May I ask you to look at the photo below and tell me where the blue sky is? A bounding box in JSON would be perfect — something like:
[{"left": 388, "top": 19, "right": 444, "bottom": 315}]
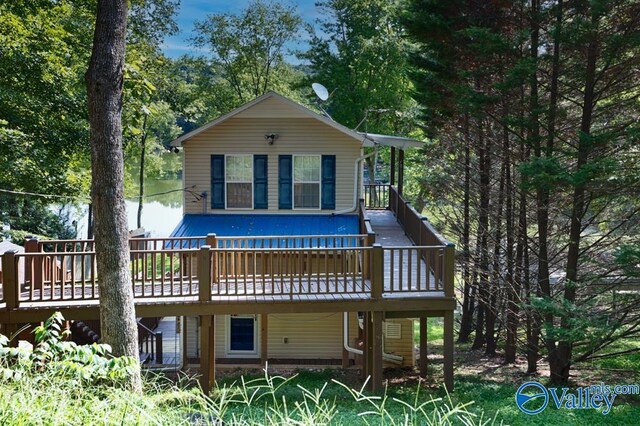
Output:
[{"left": 161, "top": 0, "right": 320, "bottom": 58}]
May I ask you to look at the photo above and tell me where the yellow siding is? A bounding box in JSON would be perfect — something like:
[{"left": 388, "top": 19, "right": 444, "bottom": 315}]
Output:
[
  {"left": 185, "top": 314, "right": 415, "bottom": 368},
  {"left": 383, "top": 319, "right": 415, "bottom": 367},
  {"left": 268, "top": 312, "right": 344, "bottom": 359},
  {"left": 183, "top": 117, "right": 362, "bottom": 214},
  {"left": 233, "top": 96, "right": 310, "bottom": 119}
]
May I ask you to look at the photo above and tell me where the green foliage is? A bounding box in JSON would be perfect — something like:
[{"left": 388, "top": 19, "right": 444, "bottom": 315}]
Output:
[
  {"left": 615, "top": 244, "right": 640, "bottom": 277},
  {"left": 0, "top": 312, "right": 138, "bottom": 386},
  {"left": 191, "top": 0, "right": 304, "bottom": 108},
  {"left": 0, "top": 196, "right": 78, "bottom": 240},
  {"left": 519, "top": 156, "right": 570, "bottom": 191},
  {"left": 301, "top": 0, "right": 418, "bottom": 135}
]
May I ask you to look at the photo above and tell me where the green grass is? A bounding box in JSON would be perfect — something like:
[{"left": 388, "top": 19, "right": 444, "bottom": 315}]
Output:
[
  {"left": 1, "top": 365, "right": 638, "bottom": 425},
  {"left": 413, "top": 318, "right": 444, "bottom": 346}
]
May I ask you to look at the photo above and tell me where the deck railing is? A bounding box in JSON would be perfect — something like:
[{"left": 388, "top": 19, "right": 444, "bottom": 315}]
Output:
[
  {"left": 0, "top": 203, "right": 454, "bottom": 310},
  {"left": 364, "top": 184, "right": 390, "bottom": 210},
  {"left": 209, "top": 246, "right": 369, "bottom": 298}
]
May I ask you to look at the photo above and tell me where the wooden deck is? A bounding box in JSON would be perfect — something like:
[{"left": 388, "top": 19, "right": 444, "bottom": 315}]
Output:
[{"left": 0, "top": 185, "right": 457, "bottom": 393}]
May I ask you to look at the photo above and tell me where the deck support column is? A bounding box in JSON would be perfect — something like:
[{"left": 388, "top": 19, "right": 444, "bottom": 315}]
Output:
[
  {"left": 260, "top": 313, "right": 268, "bottom": 366},
  {"left": 370, "top": 311, "right": 384, "bottom": 392},
  {"left": 398, "top": 149, "right": 405, "bottom": 196},
  {"left": 443, "top": 310, "right": 454, "bottom": 392},
  {"left": 199, "top": 315, "right": 216, "bottom": 394},
  {"left": 419, "top": 317, "right": 428, "bottom": 377},
  {"left": 390, "top": 147, "right": 396, "bottom": 187},
  {"left": 361, "top": 312, "right": 371, "bottom": 381},
  {"left": 3, "top": 250, "right": 19, "bottom": 311},
  {"left": 181, "top": 316, "right": 188, "bottom": 367},
  {"left": 24, "top": 237, "right": 42, "bottom": 291}
]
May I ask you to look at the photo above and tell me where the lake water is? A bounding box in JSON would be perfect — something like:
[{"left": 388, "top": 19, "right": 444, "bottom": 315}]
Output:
[{"left": 74, "top": 168, "right": 184, "bottom": 239}]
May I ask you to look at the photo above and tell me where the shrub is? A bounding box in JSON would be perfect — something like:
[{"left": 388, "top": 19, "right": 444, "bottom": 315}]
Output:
[{"left": 0, "top": 311, "right": 138, "bottom": 386}]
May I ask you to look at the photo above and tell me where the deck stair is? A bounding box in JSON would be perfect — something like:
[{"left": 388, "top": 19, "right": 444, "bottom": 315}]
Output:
[{"left": 69, "top": 318, "right": 162, "bottom": 365}]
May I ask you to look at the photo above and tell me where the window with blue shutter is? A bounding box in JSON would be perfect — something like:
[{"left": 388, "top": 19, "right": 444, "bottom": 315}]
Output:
[
  {"left": 278, "top": 155, "right": 292, "bottom": 209},
  {"left": 321, "top": 155, "right": 336, "bottom": 209},
  {"left": 254, "top": 155, "right": 268, "bottom": 209},
  {"left": 210, "top": 155, "right": 225, "bottom": 209}
]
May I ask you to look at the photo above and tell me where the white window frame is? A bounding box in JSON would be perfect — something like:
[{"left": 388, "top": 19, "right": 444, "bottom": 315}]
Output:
[
  {"left": 225, "top": 314, "right": 259, "bottom": 357},
  {"left": 292, "top": 154, "right": 321, "bottom": 210},
  {"left": 224, "top": 154, "right": 253, "bottom": 210}
]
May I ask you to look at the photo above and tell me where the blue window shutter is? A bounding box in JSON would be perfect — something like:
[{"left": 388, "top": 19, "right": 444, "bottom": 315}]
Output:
[
  {"left": 210, "top": 155, "right": 225, "bottom": 209},
  {"left": 278, "top": 155, "right": 292, "bottom": 209},
  {"left": 322, "top": 155, "right": 336, "bottom": 209},
  {"left": 254, "top": 155, "right": 268, "bottom": 209}
]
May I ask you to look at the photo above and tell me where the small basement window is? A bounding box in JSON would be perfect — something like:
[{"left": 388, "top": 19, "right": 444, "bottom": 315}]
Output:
[{"left": 293, "top": 155, "right": 321, "bottom": 209}]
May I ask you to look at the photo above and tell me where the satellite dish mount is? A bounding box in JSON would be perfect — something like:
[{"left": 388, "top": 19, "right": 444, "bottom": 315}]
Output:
[{"left": 311, "top": 82, "right": 335, "bottom": 120}]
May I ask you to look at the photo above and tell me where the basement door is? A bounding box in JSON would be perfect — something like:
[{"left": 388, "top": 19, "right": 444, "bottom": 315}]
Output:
[{"left": 225, "top": 315, "right": 259, "bottom": 357}]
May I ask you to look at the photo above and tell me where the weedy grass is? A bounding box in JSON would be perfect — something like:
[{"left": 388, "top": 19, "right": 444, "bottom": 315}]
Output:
[{"left": 2, "top": 312, "right": 638, "bottom": 425}]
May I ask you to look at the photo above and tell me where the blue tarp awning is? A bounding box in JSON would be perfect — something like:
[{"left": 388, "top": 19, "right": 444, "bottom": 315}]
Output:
[{"left": 169, "top": 214, "right": 360, "bottom": 248}]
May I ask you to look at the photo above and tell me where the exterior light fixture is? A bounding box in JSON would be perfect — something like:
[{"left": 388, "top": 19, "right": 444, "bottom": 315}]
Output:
[{"left": 265, "top": 133, "right": 279, "bottom": 145}]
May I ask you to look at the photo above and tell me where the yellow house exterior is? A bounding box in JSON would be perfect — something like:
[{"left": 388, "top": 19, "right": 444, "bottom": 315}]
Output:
[{"left": 174, "top": 92, "right": 415, "bottom": 368}]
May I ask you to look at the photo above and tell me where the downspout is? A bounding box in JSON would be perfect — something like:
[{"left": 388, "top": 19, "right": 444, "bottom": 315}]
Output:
[
  {"left": 332, "top": 144, "right": 377, "bottom": 216},
  {"left": 343, "top": 312, "right": 403, "bottom": 364}
]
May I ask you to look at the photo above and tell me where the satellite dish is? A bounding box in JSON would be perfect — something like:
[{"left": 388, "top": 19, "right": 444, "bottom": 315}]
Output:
[{"left": 312, "top": 83, "right": 329, "bottom": 101}]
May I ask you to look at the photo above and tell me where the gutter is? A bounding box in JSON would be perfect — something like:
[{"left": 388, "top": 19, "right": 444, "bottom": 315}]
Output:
[
  {"left": 343, "top": 313, "right": 403, "bottom": 365},
  {"left": 332, "top": 146, "right": 377, "bottom": 216}
]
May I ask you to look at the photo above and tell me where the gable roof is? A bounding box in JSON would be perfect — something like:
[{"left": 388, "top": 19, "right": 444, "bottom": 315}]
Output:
[{"left": 170, "top": 91, "right": 368, "bottom": 147}]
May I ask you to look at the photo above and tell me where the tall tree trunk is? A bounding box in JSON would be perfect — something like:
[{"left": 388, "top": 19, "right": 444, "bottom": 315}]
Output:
[
  {"left": 549, "top": 12, "right": 598, "bottom": 384},
  {"left": 137, "top": 114, "right": 149, "bottom": 229},
  {"left": 459, "top": 113, "right": 474, "bottom": 343},
  {"left": 540, "top": 0, "right": 562, "bottom": 374},
  {"left": 526, "top": 0, "right": 542, "bottom": 375},
  {"left": 504, "top": 121, "right": 517, "bottom": 363},
  {"left": 85, "top": 0, "right": 141, "bottom": 392},
  {"left": 472, "top": 115, "right": 490, "bottom": 351},
  {"left": 486, "top": 131, "right": 505, "bottom": 356}
]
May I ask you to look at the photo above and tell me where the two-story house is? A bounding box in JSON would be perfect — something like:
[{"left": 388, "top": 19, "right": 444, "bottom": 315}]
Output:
[
  {"left": 0, "top": 92, "right": 455, "bottom": 393},
  {"left": 168, "top": 92, "right": 455, "bottom": 390}
]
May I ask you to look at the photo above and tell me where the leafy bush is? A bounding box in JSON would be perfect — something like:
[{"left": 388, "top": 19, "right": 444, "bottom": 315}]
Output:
[{"left": 0, "top": 311, "right": 138, "bottom": 386}]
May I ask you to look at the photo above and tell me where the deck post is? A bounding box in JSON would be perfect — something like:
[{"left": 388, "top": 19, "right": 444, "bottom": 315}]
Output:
[
  {"left": 206, "top": 234, "right": 218, "bottom": 284},
  {"left": 444, "top": 244, "right": 455, "bottom": 298},
  {"left": 398, "top": 149, "right": 404, "bottom": 196},
  {"left": 260, "top": 313, "right": 268, "bottom": 366},
  {"left": 199, "top": 315, "right": 216, "bottom": 394},
  {"left": 419, "top": 317, "right": 428, "bottom": 377},
  {"left": 361, "top": 312, "right": 370, "bottom": 381},
  {"left": 2, "top": 250, "right": 19, "bottom": 310},
  {"left": 371, "top": 244, "right": 383, "bottom": 299},
  {"left": 198, "top": 245, "right": 212, "bottom": 302},
  {"left": 371, "top": 311, "right": 384, "bottom": 392},
  {"left": 24, "top": 237, "right": 42, "bottom": 290},
  {"left": 363, "top": 228, "right": 375, "bottom": 279},
  {"left": 390, "top": 147, "right": 396, "bottom": 187},
  {"left": 443, "top": 310, "right": 454, "bottom": 392},
  {"left": 155, "top": 331, "right": 163, "bottom": 364}
]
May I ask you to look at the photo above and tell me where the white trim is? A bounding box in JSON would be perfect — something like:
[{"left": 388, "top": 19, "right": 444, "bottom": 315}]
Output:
[
  {"left": 225, "top": 315, "right": 259, "bottom": 357},
  {"left": 170, "top": 91, "right": 370, "bottom": 147},
  {"left": 292, "top": 154, "right": 321, "bottom": 210},
  {"left": 224, "top": 154, "right": 254, "bottom": 210}
]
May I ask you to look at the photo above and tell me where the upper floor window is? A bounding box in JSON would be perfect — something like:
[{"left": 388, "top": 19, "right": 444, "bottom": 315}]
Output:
[
  {"left": 226, "top": 155, "right": 253, "bottom": 209},
  {"left": 293, "top": 155, "right": 321, "bottom": 209},
  {"left": 211, "top": 154, "right": 268, "bottom": 210},
  {"left": 278, "top": 154, "right": 335, "bottom": 210}
]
